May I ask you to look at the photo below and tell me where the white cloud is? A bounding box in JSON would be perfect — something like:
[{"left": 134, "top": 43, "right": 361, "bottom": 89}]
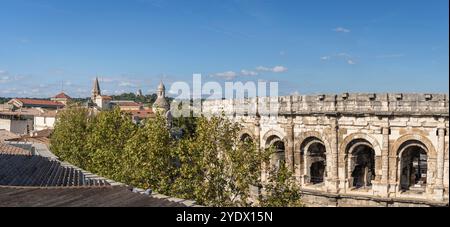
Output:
[
  {"left": 211, "top": 71, "right": 238, "bottom": 80},
  {"left": 100, "top": 77, "right": 118, "bottom": 83},
  {"left": 321, "top": 53, "right": 357, "bottom": 65},
  {"left": 211, "top": 65, "right": 287, "bottom": 81},
  {"left": 291, "top": 91, "right": 300, "bottom": 96},
  {"left": 333, "top": 27, "right": 351, "bottom": 33},
  {"left": 376, "top": 54, "right": 405, "bottom": 58},
  {"left": 256, "top": 66, "right": 270, "bottom": 71},
  {"left": 337, "top": 53, "right": 351, "bottom": 58},
  {"left": 240, "top": 70, "right": 259, "bottom": 76},
  {"left": 118, "top": 81, "right": 138, "bottom": 88},
  {"left": 256, "top": 65, "right": 288, "bottom": 73},
  {"left": 0, "top": 71, "right": 25, "bottom": 84},
  {"left": 272, "top": 66, "right": 288, "bottom": 73},
  {"left": 114, "top": 89, "right": 127, "bottom": 94},
  {"left": 0, "top": 76, "right": 10, "bottom": 83}
]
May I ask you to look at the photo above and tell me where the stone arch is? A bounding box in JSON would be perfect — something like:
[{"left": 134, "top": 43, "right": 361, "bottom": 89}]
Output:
[
  {"left": 262, "top": 130, "right": 287, "bottom": 172},
  {"left": 396, "top": 140, "right": 429, "bottom": 191},
  {"left": 238, "top": 128, "right": 255, "bottom": 143},
  {"left": 340, "top": 133, "right": 382, "bottom": 156},
  {"left": 392, "top": 135, "right": 438, "bottom": 194},
  {"left": 340, "top": 133, "right": 381, "bottom": 189},
  {"left": 295, "top": 132, "right": 332, "bottom": 185},
  {"left": 295, "top": 131, "right": 332, "bottom": 156},
  {"left": 262, "top": 129, "right": 287, "bottom": 147},
  {"left": 391, "top": 134, "right": 437, "bottom": 159}
]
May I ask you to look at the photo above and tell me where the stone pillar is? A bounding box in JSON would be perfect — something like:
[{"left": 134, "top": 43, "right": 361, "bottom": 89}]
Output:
[
  {"left": 255, "top": 118, "right": 261, "bottom": 152},
  {"left": 284, "top": 123, "right": 295, "bottom": 172},
  {"left": 435, "top": 128, "right": 445, "bottom": 199},
  {"left": 374, "top": 127, "right": 390, "bottom": 196},
  {"left": 284, "top": 96, "right": 295, "bottom": 172},
  {"left": 381, "top": 128, "right": 390, "bottom": 183},
  {"left": 254, "top": 115, "right": 263, "bottom": 201},
  {"left": 327, "top": 118, "right": 340, "bottom": 192}
]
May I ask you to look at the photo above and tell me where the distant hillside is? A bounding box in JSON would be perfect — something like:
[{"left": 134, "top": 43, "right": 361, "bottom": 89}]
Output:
[
  {"left": 1, "top": 93, "right": 173, "bottom": 106},
  {"left": 0, "top": 97, "right": 9, "bottom": 104},
  {"left": 110, "top": 93, "right": 173, "bottom": 106}
]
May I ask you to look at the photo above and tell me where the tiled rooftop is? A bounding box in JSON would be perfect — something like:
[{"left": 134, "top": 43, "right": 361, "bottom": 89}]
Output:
[
  {"left": 54, "top": 92, "right": 71, "bottom": 99},
  {"left": 0, "top": 143, "right": 31, "bottom": 155},
  {"left": 126, "top": 109, "right": 155, "bottom": 118},
  {"left": 111, "top": 101, "right": 143, "bottom": 106},
  {"left": 11, "top": 98, "right": 65, "bottom": 107},
  {"left": 0, "top": 130, "right": 20, "bottom": 142},
  {"left": 0, "top": 151, "right": 198, "bottom": 207},
  {"left": 0, "top": 186, "right": 186, "bottom": 207},
  {"left": 0, "top": 154, "right": 109, "bottom": 187},
  {"left": 0, "top": 107, "right": 41, "bottom": 116}
]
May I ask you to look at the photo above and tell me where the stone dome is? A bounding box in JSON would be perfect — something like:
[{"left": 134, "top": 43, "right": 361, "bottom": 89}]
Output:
[{"left": 153, "top": 97, "right": 170, "bottom": 111}]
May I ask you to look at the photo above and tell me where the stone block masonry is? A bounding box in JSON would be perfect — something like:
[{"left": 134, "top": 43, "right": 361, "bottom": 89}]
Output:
[{"left": 202, "top": 93, "right": 449, "bottom": 207}]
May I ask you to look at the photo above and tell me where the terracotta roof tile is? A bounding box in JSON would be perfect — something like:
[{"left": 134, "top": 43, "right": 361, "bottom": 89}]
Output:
[
  {"left": 54, "top": 92, "right": 71, "bottom": 99},
  {"left": 0, "top": 143, "right": 31, "bottom": 155},
  {"left": 0, "top": 186, "right": 186, "bottom": 207},
  {"left": 11, "top": 98, "right": 65, "bottom": 107},
  {"left": 0, "top": 154, "right": 109, "bottom": 187},
  {"left": 0, "top": 130, "right": 20, "bottom": 142},
  {"left": 0, "top": 154, "right": 189, "bottom": 207},
  {"left": 125, "top": 109, "right": 155, "bottom": 118},
  {"left": 112, "top": 101, "right": 142, "bottom": 107},
  {"left": 101, "top": 96, "right": 112, "bottom": 100}
]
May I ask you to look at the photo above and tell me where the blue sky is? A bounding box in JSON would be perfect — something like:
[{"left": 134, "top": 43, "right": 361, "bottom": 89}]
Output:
[{"left": 0, "top": 0, "right": 448, "bottom": 98}]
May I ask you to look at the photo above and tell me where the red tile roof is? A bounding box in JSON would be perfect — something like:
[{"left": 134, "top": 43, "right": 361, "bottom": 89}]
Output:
[
  {"left": 113, "top": 101, "right": 142, "bottom": 107},
  {"left": 0, "top": 130, "right": 20, "bottom": 142},
  {"left": 101, "top": 96, "right": 112, "bottom": 100},
  {"left": 125, "top": 109, "right": 155, "bottom": 119},
  {"left": 54, "top": 92, "right": 71, "bottom": 99},
  {"left": 12, "top": 98, "right": 65, "bottom": 107},
  {"left": 0, "top": 143, "right": 31, "bottom": 155}
]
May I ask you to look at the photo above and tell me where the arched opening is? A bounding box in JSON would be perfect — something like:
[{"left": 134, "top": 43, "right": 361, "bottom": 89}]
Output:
[
  {"left": 399, "top": 141, "right": 428, "bottom": 192},
  {"left": 266, "top": 135, "right": 285, "bottom": 170},
  {"left": 310, "top": 161, "right": 326, "bottom": 184},
  {"left": 240, "top": 133, "right": 254, "bottom": 143},
  {"left": 301, "top": 138, "right": 326, "bottom": 185},
  {"left": 347, "top": 140, "right": 376, "bottom": 189}
]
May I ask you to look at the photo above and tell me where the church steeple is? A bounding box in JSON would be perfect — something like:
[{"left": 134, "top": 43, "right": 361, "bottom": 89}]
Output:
[
  {"left": 153, "top": 80, "right": 169, "bottom": 113},
  {"left": 92, "top": 77, "right": 101, "bottom": 100},
  {"left": 157, "top": 80, "right": 166, "bottom": 98}
]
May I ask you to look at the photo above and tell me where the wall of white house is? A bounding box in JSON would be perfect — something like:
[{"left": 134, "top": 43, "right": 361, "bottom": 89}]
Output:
[
  {"left": 34, "top": 116, "right": 56, "bottom": 131},
  {"left": 0, "top": 118, "right": 34, "bottom": 135}
]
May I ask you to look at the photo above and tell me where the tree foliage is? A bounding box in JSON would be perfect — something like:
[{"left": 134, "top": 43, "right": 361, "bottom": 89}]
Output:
[
  {"left": 50, "top": 106, "right": 92, "bottom": 169},
  {"left": 171, "top": 115, "right": 271, "bottom": 207},
  {"left": 259, "top": 160, "right": 304, "bottom": 207},
  {"left": 121, "top": 115, "right": 177, "bottom": 194},
  {"left": 51, "top": 107, "right": 302, "bottom": 207},
  {"left": 85, "top": 107, "right": 137, "bottom": 180}
]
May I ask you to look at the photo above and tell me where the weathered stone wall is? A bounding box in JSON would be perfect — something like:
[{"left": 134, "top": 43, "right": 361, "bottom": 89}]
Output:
[{"left": 203, "top": 93, "right": 449, "bottom": 207}]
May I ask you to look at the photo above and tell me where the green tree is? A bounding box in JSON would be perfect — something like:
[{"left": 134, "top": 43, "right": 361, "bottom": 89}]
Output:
[
  {"left": 171, "top": 115, "right": 271, "bottom": 207},
  {"left": 172, "top": 115, "right": 197, "bottom": 138},
  {"left": 50, "top": 106, "right": 92, "bottom": 169},
  {"left": 86, "top": 107, "right": 137, "bottom": 180},
  {"left": 50, "top": 108, "right": 303, "bottom": 207},
  {"left": 259, "top": 159, "right": 303, "bottom": 207},
  {"left": 121, "top": 115, "right": 177, "bottom": 193}
]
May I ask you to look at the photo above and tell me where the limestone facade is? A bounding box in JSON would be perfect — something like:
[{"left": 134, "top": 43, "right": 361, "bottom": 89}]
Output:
[{"left": 202, "top": 93, "right": 449, "bottom": 206}]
